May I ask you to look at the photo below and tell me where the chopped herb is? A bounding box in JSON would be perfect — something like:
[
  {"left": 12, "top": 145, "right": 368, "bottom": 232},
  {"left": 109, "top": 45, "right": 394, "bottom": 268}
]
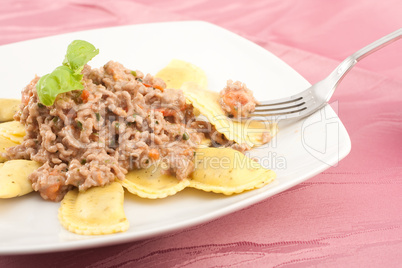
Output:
[
  {"left": 137, "top": 78, "right": 143, "bottom": 82},
  {"left": 95, "top": 112, "right": 100, "bottom": 121},
  {"left": 81, "top": 159, "right": 86, "bottom": 165},
  {"left": 52, "top": 116, "right": 58, "bottom": 123},
  {"left": 155, "top": 120, "right": 159, "bottom": 124},
  {"left": 37, "top": 103, "right": 45, "bottom": 108},
  {"left": 131, "top": 70, "right": 137, "bottom": 77},
  {"left": 145, "top": 159, "right": 149, "bottom": 164},
  {"left": 76, "top": 120, "right": 83, "bottom": 130},
  {"left": 115, "top": 123, "right": 120, "bottom": 129},
  {"left": 193, "top": 151, "right": 196, "bottom": 157},
  {"left": 182, "top": 132, "right": 190, "bottom": 140}
]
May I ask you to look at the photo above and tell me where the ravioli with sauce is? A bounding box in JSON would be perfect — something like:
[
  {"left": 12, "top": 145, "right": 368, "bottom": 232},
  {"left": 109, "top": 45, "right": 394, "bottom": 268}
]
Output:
[{"left": 156, "top": 59, "right": 277, "bottom": 147}]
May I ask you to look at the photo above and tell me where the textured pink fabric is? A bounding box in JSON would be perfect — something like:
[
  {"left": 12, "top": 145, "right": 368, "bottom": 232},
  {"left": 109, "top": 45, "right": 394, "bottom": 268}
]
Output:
[{"left": 1, "top": 0, "right": 401, "bottom": 267}]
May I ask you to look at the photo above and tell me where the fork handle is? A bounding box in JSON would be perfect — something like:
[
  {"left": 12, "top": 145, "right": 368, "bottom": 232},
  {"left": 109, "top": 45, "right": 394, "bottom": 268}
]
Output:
[
  {"left": 326, "top": 28, "right": 402, "bottom": 97},
  {"left": 353, "top": 28, "right": 402, "bottom": 61}
]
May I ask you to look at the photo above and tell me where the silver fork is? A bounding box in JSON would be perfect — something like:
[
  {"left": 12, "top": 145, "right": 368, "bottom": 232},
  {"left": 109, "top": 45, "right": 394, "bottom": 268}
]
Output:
[{"left": 246, "top": 28, "right": 402, "bottom": 121}]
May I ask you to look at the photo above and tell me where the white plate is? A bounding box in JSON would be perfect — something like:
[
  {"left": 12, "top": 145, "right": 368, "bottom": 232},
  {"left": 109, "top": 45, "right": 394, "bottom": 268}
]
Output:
[{"left": 0, "top": 21, "right": 351, "bottom": 254}]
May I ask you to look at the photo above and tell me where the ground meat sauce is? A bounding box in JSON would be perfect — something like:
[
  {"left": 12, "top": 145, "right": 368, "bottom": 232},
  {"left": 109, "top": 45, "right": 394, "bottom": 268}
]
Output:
[
  {"left": 219, "top": 80, "right": 258, "bottom": 118},
  {"left": 6, "top": 61, "right": 255, "bottom": 202}
]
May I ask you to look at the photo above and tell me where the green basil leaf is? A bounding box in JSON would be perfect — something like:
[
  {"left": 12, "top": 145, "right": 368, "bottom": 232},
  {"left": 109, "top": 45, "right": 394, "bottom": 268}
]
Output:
[
  {"left": 36, "top": 66, "right": 84, "bottom": 106},
  {"left": 62, "top": 40, "right": 99, "bottom": 75}
]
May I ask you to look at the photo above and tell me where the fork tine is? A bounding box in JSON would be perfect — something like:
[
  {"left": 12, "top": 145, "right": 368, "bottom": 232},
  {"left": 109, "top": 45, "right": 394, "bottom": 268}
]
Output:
[
  {"left": 250, "top": 97, "right": 316, "bottom": 118},
  {"left": 244, "top": 109, "right": 306, "bottom": 122},
  {"left": 257, "top": 88, "right": 314, "bottom": 106},
  {"left": 250, "top": 107, "right": 307, "bottom": 118},
  {"left": 257, "top": 96, "right": 303, "bottom": 106},
  {"left": 255, "top": 93, "right": 313, "bottom": 112},
  {"left": 255, "top": 98, "right": 306, "bottom": 112}
]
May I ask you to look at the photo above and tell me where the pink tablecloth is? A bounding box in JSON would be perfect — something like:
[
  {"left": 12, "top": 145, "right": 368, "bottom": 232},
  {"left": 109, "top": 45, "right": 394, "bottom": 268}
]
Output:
[{"left": 1, "top": 0, "right": 401, "bottom": 267}]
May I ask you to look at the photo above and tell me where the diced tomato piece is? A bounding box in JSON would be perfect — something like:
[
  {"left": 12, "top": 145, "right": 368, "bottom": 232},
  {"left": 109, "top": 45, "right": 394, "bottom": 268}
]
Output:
[
  {"left": 43, "top": 183, "right": 60, "bottom": 201},
  {"left": 81, "top": 89, "right": 90, "bottom": 103},
  {"left": 143, "top": 82, "right": 164, "bottom": 91},
  {"left": 223, "top": 91, "right": 249, "bottom": 106},
  {"left": 153, "top": 84, "right": 164, "bottom": 91},
  {"left": 21, "top": 92, "right": 33, "bottom": 106},
  {"left": 148, "top": 148, "right": 160, "bottom": 160},
  {"left": 96, "top": 171, "right": 105, "bottom": 184},
  {"left": 156, "top": 108, "right": 176, "bottom": 117}
]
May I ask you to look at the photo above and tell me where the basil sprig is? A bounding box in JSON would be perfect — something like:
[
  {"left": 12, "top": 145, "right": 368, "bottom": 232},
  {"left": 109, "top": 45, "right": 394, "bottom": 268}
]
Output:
[
  {"left": 36, "top": 40, "right": 99, "bottom": 106},
  {"left": 62, "top": 40, "right": 99, "bottom": 75}
]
